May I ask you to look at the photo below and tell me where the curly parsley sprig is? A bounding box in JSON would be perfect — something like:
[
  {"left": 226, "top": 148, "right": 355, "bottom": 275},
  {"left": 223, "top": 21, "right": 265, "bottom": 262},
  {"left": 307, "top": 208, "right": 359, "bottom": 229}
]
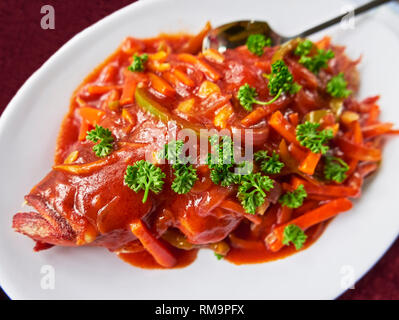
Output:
[
  {"left": 246, "top": 34, "right": 271, "bottom": 56},
  {"left": 263, "top": 60, "right": 301, "bottom": 102},
  {"left": 128, "top": 53, "right": 148, "bottom": 72},
  {"left": 237, "top": 83, "right": 283, "bottom": 111},
  {"left": 324, "top": 156, "right": 349, "bottom": 183},
  {"left": 206, "top": 135, "right": 275, "bottom": 214},
  {"left": 86, "top": 125, "right": 114, "bottom": 157},
  {"left": 282, "top": 224, "right": 307, "bottom": 250},
  {"left": 124, "top": 160, "right": 166, "bottom": 203},
  {"left": 294, "top": 39, "right": 313, "bottom": 57},
  {"left": 294, "top": 40, "right": 334, "bottom": 74},
  {"left": 237, "top": 173, "right": 274, "bottom": 215},
  {"left": 159, "top": 140, "right": 185, "bottom": 163},
  {"left": 171, "top": 164, "right": 198, "bottom": 194},
  {"left": 160, "top": 140, "right": 198, "bottom": 194},
  {"left": 254, "top": 150, "right": 284, "bottom": 174},
  {"left": 207, "top": 135, "right": 238, "bottom": 187},
  {"left": 279, "top": 184, "right": 307, "bottom": 209},
  {"left": 326, "top": 73, "right": 352, "bottom": 98},
  {"left": 296, "top": 121, "right": 333, "bottom": 154}
]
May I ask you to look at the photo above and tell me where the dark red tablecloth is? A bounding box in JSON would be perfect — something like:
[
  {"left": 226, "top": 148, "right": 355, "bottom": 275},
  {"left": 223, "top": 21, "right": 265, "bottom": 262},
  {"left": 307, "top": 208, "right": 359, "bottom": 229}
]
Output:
[{"left": 0, "top": 0, "right": 398, "bottom": 300}]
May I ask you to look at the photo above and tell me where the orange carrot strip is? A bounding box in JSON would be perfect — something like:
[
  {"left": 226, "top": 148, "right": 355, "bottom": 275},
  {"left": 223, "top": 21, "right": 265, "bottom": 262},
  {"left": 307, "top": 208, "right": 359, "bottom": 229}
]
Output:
[
  {"left": 241, "top": 108, "right": 268, "bottom": 127},
  {"left": 315, "top": 36, "right": 331, "bottom": 50},
  {"left": 87, "top": 85, "right": 117, "bottom": 95},
  {"left": 172, "top": 69, "right": 195, "bottom": 87},
  {"left": 336, "top": 137, "right": 381, "bottom": 161},
  {"left": 203, "top": 48, "right": 225, "bottom": 63},
  {"left": 269, "top": 111, "right": 299, "bottom": 145},
  {"left": 298, "top": 152, "right": 321, "bottom": 175},
  {"left": 78, "top": 107, "right": 105, "bottom": 126},
  {"left": 345, "top": 158, "right": 359, "bottom": 178},
  {"left": 288, "top": 113, "right": 299, "bottom": 126},
  {"left": 163, "top": 70, "right": 195, "bottom": 89},
  {"left": 265, "top": 198, "right": 352, "bottom": 252},
  {"left": 241, "top": 98, "right": 289, "bottom": 127},
  {"left": 352, "top": 121, "right": 363, "bottom": 144},
  {"left": 148, "top": 72, "right": 175, "bottom": 97},
  {"left": 279, "top": 140, "right": 322, "bottom": 186},
  {"left": 178, "top": 22, "right": 212, "bottom": 54},
  {"left": 362, "top": 95, "right": 380, "bottom": 105},
  {"left": 120, "top": 76, "right": 138, "bottom": 106},
  {"left": 100, "top": 65, "right": 118, "bottom": 83},
  {"left": 277, "top": 205, "right": 293, "bottom": 225},
  {"left": 78, "top": 120, "right": 90, "bottom": 141},
  {"left": 366, "top": 104, "right": 380, "bottom": 125},
  {"left": 130, "top": 220, "right": 177, "bottom": 268},
  {"left": 288, "top": 143, "right": 307, "bottom": 162},
  {"left": 102, "top": 89, "right": 120, "bottom": 111},
  {"left": 177, "top": 53, "right": 221, "bottom": 81},
  {"left": 292, "top": 177, "right": 358, "bottom": 198},
  {"left": 161, "top": 72, "right": 179, "bottom": 88},
  {"left": 293, "top": 200, "right": 320, "bottom": 215},
  {"left": 362, "top": 123, "right": 394, "bottom": 139}
]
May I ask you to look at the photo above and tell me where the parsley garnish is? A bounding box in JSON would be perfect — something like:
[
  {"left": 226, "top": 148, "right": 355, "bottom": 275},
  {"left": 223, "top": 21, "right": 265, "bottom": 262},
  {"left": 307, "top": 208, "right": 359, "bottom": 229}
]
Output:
[
  {"left": 299, "top": 50, "right": 334, "bottom": 73},
  {"left": 324, "top": 156, "right": 349, "bottom": 183},
  {"left": 326, "top": 73, "right": 352, "bottom": 98},
  {"left": 171, "top": 164, "right": 198, "bottom": 194},
  {"left": 237, "top": 173, "right": 274, "bottom": 214},
  {"left": 294, "top": 39, "right": 313, "bottom": 57},
  {"left": 86, "top": 125, "right": 114, "bottom": 157},
  {"left": 214, "top": 253, "right": 224, "bottom": 260},
  {"left": 264, "top": 60, "right": 301, "bottom": 102},
  {"left": 296, "top": 121, "right": 333, "bottom": 154},
  {"left": 246, "top": 34, "right": 271, "bottom": 56},
  {"left": 237, "top": 83, "right": 282, "bottom": 111},
  {"left": 124, "top": 160, "right": 166, "bottom": 203},
  {"left": 160, "top": 140, "right": 198, "bottom": 194},
  {"left": 254, "top": 150, "right": 284, "bottom": 174},
  {"left": 282, "top": 224, "right": 307, "bottom": 250},
  {"left": 128, "top": 53, "right": 148, "bottom": 72},
  {"left": 279, "top": 184, "right": 307, "bottom": 209},
  {"left": 207, "top": 135, "right": 238, "bottom": 187},
  {"left": 159, "top": 140, "right": 184, "bottom": 163},
  {"left": 206, "top": 135, "right": 275, "bottom": 214},
  {"left": 294, "top": 40, "right": 334, "bottom": 74}
]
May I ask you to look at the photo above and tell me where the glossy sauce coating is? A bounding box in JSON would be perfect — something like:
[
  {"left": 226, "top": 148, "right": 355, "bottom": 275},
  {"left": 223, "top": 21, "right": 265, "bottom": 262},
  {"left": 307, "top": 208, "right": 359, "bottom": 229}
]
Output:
[{"left": 13, "top": 26, "right": 392, "bottom": 269}]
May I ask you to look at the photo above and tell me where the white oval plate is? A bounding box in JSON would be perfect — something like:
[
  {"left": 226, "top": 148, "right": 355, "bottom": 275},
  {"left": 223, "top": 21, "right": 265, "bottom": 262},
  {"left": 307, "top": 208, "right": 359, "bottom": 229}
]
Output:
[{"left": 0, "top": 0, "right": 398, "bottom": 300}]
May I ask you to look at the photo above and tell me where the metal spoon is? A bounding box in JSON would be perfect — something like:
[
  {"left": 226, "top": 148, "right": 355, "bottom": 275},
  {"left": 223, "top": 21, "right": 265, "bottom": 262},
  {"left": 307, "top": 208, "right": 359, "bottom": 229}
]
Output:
[{"left": 203, "top": 0, "right": 392, "bottom": 52}]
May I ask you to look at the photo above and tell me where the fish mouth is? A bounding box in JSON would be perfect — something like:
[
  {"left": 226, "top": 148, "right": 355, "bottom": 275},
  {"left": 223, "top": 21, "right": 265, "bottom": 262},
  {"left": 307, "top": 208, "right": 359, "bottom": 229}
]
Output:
[{"left": 12, "top": 194, "right": 77, "bottom": 249}]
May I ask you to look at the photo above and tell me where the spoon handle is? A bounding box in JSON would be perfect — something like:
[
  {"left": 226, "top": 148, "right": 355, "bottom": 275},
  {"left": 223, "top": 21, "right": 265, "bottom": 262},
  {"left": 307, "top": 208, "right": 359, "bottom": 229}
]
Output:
[{"left": 295, "top": 0, "right": 392, "bottom": 38}]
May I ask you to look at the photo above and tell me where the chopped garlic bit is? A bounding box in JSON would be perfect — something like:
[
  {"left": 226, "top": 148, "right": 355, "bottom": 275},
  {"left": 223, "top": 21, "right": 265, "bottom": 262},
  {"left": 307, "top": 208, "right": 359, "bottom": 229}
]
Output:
[
  {"left": 197, "top": 81, "right": 220, "bottom": 98},
  {"left": 214, "top": 104, "right": 233, "bottom": 129},
  {"left": 177, "top": 98, "right": 195, "bottom": 113}
]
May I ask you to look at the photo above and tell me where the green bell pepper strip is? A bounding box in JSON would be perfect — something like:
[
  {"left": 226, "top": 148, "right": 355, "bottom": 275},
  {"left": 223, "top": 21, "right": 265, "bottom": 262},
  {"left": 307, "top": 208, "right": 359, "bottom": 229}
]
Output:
[{"left": 135, "top": 87, "right": 203, "bottom": 135}]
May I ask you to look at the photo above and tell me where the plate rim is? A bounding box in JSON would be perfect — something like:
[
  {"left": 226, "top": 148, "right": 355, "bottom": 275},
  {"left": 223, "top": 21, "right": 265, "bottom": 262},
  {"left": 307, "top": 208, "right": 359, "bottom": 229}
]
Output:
[{"left": 0, "top": 0, "right": 398, "bottom": 300}]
